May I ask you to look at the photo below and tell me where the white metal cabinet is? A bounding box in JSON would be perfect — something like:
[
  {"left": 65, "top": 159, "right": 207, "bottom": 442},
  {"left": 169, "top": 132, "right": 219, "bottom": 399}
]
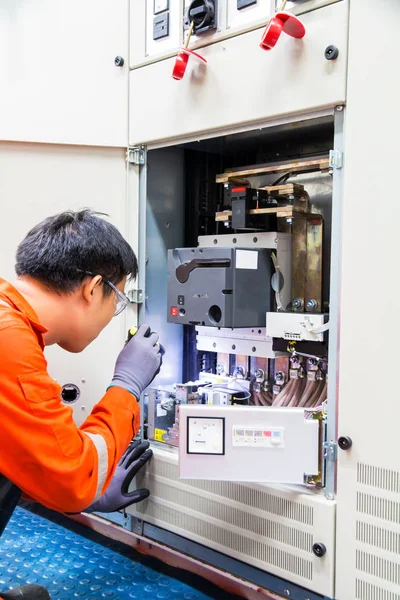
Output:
[
  {"left": 0, "top": 1, "right": 129, "bottom": 147},
  {"left": 129, "top": 1, "right": 348, "bottom": 146},
  {"left": 335, "top": 1, "right": 400, "bottom": 599}
]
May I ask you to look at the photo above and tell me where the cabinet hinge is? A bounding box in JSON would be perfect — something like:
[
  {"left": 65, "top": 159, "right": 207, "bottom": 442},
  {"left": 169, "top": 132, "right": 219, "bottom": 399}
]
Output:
[
  {"left": 329, "top": 149, "right": 343, "bottom": 169},
  {"left": 127, "top": 289, "right": 144, "bottom": 304},
  {"left": 323, "top": 441, "right": 338, "bottom": 462},
  {"left": 126, "top": 146, "right": 145, "bottom": 165}
]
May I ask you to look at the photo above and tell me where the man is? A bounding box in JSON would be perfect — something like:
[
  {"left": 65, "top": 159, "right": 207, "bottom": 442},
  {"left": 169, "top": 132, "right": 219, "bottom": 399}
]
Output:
[{"left": 0, "top": 210, "right": 163, "bottom": 599}]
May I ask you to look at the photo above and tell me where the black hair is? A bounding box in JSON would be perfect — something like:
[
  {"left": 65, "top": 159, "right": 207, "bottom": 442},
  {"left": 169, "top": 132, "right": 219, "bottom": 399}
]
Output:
[{"left": 15, "top": 209, "right": 138, "bottom": 296}]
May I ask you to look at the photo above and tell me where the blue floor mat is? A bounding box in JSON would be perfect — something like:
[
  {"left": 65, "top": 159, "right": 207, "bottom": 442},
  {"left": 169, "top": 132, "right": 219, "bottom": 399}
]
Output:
[{"left": 0, "top": 507, "right": 237, "bottom": 600}]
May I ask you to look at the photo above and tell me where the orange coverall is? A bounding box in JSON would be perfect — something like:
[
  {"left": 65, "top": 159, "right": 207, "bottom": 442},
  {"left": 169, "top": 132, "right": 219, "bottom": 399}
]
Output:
[{"left": 0, "top": 278, "right": 140, "bottom": 513}]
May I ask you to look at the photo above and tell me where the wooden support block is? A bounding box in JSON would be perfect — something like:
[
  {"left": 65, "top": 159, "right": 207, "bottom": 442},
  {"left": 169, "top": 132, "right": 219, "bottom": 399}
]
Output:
[
  {"left": 257, "top": 183, "right": 305, "bottom": 196},
  {"left": 216, "top": 157, "right": 330, "bottom": 184}
]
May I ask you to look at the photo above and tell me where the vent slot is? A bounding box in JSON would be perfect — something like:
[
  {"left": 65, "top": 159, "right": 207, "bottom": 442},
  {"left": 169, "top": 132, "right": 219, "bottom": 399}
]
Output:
[
  {"left": 356, "top": 579, "right": 400, "bottom": 600},
  {"left": 358, "top": 463, "right": 400, "bottom": 494},
  {"left": 149, "top": 460, "right": 313, "bottom": 526},
  {"left": 356, "top": 521, "right": 400, "bottom": 555},
  {"left": 356, "top": 550, "right": 400, "bottom": 586},
  {"left": 357, "top": 492, "right": 400, "bottom": 524},
  {"left": 146, "top": 478, "right": 312, "bottom": 552},
  {"left": 139, "top": 500, "right": 313, "bottom": 581}
]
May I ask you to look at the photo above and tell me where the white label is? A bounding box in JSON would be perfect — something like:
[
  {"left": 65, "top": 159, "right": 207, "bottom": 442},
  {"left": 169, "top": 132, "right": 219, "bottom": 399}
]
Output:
[
  {"left": 157, "top": 403, "right": 167, "bottom": 417},
  {"left": 236, "top": 250, "right": 258, "bottom": 270},
  {"left": 154, "top": 0, "right": 169, "bottom": 13},
  {"left": 188, "top": 417, "right": 224, "bottom": 454},
  {"left": 232, "top": 426, "right": 284, "bottom": 448}
]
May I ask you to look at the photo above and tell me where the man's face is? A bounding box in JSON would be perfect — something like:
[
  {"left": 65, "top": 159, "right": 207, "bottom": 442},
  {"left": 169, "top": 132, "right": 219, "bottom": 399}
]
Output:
[{"left": 58, "top": 276, "right": 127, "bottom": 353}]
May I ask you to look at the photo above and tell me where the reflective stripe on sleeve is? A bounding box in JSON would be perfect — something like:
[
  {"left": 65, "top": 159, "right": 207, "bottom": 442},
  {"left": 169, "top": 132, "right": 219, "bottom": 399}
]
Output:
[{"left": 85, "top": 432, "right": 108, "bottom": 502}]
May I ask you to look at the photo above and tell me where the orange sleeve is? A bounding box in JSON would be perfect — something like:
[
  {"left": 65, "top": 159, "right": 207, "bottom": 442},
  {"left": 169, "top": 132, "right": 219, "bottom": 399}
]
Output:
[{"left": 0, "top": 320, "right": 140, "bottom": 514}]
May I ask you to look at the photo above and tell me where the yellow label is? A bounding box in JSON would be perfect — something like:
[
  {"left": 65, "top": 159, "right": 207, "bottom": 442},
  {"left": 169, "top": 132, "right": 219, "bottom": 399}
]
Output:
[{"left": 154, "top": 428, "right": 167, "bottom": 442}]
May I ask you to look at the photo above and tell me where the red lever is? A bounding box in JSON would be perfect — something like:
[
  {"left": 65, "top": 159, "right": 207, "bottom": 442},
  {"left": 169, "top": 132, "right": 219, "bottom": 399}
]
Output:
[
  {"left": 172, "top": 20, "right": 207, "bottom": 81},
  {"left": 172, "top": 48, "right": 207, "bottom": 81},
  {"left": 260, "top": 11, "right": 305, "bottom": 51}
]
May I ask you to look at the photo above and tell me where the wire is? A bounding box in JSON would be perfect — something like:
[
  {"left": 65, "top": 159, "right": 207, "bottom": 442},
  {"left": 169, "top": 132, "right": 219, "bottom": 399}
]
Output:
[{"left": 271, "top": 172, "right": 291, "bottom": 187}]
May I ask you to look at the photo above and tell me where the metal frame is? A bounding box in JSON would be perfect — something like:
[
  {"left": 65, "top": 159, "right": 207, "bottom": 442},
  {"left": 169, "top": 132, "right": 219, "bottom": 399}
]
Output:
[
  {"left": 324, "top": 105, "right": 345, "bottom": 500},
  {"left": 135, "top": 111, "right": 339, "bottom": 597},
  {"left": 196, "top": 326, "right": 281, "bottom": 358}
]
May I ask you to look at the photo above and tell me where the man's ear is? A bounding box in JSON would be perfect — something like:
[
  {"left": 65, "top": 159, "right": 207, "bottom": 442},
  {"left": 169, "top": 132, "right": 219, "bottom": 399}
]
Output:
[{"left": 82, "top": 275, "right": 103, "bottom": 305}]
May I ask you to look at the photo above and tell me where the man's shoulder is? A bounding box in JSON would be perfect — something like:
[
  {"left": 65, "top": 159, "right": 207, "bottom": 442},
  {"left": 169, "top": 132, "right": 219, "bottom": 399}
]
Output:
[{"left": 0, "top": 301, "right": 32, "bottom": 333}]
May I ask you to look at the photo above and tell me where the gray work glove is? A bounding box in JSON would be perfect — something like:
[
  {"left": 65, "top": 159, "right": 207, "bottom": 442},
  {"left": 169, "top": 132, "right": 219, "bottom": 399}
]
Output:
[
  {"left": 110, "top": 324, "right": 164, "bottom": 399},
  {"left": 84, "top": 440, "right": 152, "bottom": 513}
]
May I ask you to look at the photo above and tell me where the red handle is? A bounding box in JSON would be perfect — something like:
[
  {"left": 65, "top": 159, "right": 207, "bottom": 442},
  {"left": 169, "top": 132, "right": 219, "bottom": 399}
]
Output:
[
  {"left": 172, "top": 48, "right": 207, "bottom": 80},
  {"left": 260, "top": 11, "right": 305, "bottom": 51}
]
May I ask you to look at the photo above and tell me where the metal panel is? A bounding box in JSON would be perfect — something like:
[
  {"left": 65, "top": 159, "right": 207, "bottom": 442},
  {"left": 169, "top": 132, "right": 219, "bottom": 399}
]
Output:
[
  {"left": 335, "top": 1, "right": 400, "bottom": 598},
  {"left": 0, "top": 142, "right": 131, "bottom": 426},
  {"left": 142, "top": 521, "right": 327, "bottom": 600},
  {"left": 145, "top": 148, "right": 185, "bottom": 385},
  {"left": 196, "top": 326, "right": 279, "bottom": 358},
  {"left": 226, "top": 0, "right": 272, "bottom": 31},
  {"left": 0, "top": 1, "right": 129, "bottom": 147},
  {"left": 179, "top": 405, "right": 319, "bottom": 483},
  {"left": 198, "top": 232, "right": 292, "bottom": 313},
  {"left": 129, "top": 2, "right": 348, "bottom": 145},
  {"left": 129, "top": 447, "right": 336, "bottom": 597}
]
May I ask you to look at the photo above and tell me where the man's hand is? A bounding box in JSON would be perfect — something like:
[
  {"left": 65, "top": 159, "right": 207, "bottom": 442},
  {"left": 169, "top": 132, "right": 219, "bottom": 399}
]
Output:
[
  {"left": 110, "top": 324, "right": 164, "bottom": 399},
  {"left": 84, "top": 440, "right": 152, "bottom": 513}
]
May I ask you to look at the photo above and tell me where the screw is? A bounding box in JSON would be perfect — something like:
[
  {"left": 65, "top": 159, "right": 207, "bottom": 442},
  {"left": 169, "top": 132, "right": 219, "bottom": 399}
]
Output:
[
  {"left": 213, "top": 239, "right": 218, "bottom": 244},
  {"left": 233, "top": 238, "right": 237, "bottom": 243},
  {"left": 284, "top": 591, "right": 290, "bottom": 597},
  {"left": 325, "top": 45, "right": 339, "bottom": 61},
  {"left": 81, "top": 379, "right": 86, "bottom": 383},
  {"left": 114, "top": 56, "right": 124, "bottom": 67},
  {"left": 293, "top": 298, "right": 303, "bottom": 309},
  {"left": 213, "top": 342, "right": 216, "bottom": 348},
  {"left": 232, "top": 345, "right": 236, "bottom": 350},
  {"left": 326, "top": 493, "right": 334, "bottom": 500},
  {"left": 336, "top": 105, "right": 344, "bottom": 111},
  {"left": 252, "top": 347, "right": 256, "bottom": 352},
  {"left": 165, "top": 221, "right": 170, "bottom": 229},
  {"left": 307, "top": 299, "right": 318, "bottom": 311},
  {"left": 253, "top": 237, "right": 258, "bottom": 243}
]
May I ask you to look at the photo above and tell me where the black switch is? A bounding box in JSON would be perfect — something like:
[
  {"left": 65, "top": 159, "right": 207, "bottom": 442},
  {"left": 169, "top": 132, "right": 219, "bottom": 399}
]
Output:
[
  {"left": 231, "top": 186, "right": 250, "bottom": 229},
  {"left": 178, "top": 295, "right": 185, "bottom": 306}
]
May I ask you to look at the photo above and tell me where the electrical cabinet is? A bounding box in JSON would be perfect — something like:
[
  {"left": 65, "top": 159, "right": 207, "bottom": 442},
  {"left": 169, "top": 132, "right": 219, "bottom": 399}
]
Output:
[{"left": 6, "top": 1, "right": 400, "bottom": 599}]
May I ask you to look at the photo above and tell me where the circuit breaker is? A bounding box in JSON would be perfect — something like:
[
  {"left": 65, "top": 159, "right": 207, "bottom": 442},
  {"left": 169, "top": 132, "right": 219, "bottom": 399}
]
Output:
[{"left": 167, "top": 246, "right": 272, "bottom": 328}]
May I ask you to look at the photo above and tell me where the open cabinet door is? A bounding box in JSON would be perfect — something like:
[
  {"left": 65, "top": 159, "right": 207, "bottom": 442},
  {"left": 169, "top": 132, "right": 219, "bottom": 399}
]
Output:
[{"left": 179, "top": 405, "right": 319, "bottom": 484}]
